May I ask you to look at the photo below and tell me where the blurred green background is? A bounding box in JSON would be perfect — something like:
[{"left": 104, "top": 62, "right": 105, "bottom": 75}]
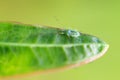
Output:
[{"left": 0, "top": 0, "right": 120, "bottom": 80}]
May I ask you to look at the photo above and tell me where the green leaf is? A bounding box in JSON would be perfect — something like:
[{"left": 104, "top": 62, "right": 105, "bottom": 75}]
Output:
[{"left": 0, "top": 22, "right": 109, "bottom": 77}]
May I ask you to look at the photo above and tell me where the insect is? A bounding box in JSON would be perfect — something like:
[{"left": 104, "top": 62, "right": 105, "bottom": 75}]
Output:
[{"left": 59, "top": 29, "right": 81, "bottom": 37}]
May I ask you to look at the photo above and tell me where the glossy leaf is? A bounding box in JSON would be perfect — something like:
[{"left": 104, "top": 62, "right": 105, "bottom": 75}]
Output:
[{"left": 0, "top": 22, "right": 109, "bottom": 77}]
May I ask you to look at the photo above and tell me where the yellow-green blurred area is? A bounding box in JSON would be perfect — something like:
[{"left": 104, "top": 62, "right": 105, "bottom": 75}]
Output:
[{"left": 0, "top": 0, "right": 120, "bottom": 80}]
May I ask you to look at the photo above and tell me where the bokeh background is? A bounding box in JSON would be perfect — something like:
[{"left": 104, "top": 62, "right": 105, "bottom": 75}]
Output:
[{"left": 0, "top": 0, "right": 120, "bottom": 80}]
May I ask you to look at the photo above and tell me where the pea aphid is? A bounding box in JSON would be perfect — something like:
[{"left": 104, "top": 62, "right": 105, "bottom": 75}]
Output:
[
  {"left": 60, "top": 29, "right": 81, "bottom": 38},
  {"left": 0, "top": 22, "right": 109, "bottom": 78}
]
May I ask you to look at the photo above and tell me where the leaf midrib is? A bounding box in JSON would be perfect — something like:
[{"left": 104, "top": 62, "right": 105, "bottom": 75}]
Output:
[{"left": 0, "top": 42, "right": 107, "bottom": 47}]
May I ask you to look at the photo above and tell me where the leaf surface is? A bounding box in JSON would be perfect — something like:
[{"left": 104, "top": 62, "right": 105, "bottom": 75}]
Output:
[{"left": 0, "top": 22, "right": 109, "bottom": 77}]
